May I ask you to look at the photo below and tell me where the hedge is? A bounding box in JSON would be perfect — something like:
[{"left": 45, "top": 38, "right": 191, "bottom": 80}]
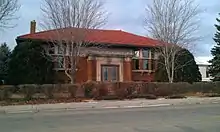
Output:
[{"left": 0, "top": 81, "right": 220, "bottom": 101}]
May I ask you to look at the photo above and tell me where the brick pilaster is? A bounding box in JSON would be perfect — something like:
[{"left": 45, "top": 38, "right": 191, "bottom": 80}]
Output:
[
  {"left": 87, "top": 56, "right": 94, "bottom": 81},
  {"left": 123, "top": 57, "right": 132, "bottom": 81}
]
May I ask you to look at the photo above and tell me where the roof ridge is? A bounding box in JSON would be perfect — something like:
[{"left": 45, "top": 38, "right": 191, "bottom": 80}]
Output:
[
  {"left": 119, "top": 30, "right": 158, "bottom": 41},
  {"left": 17, "top": 27, "right": 163, "bottom": 47},
  {"left": 18, "top": 27, "right": 123, "bottom": 38}
]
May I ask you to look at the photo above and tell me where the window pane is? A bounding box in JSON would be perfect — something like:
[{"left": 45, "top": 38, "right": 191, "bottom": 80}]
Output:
[
  {"left": 111, "top": 67, "right": 117, "bottom": 81},
  {"left": 58, "top": 44, "right": 66, "bottom": 55},
  {"left": 151, "top": 60, "right": 155, "bottom": 70},
  {"left": 54, "top": 56, "right": 64, "bottom": 68},
  {"left": 66, "top": 57, "right": 71, "bottom": 68},
  {"left": 58, "top": 57, "right": 64, "bottom": 68},
  {"left": 102, "top": 66, "right": 108, "bottom": 81},
  {"left": 101, "top": 65, "right": 119, "bottom": 81},
  {"left": 133, "top": 59, "right": 140, "bottom": 70},
  {"left": 134, "top": 50, "right": 140, "bottom": 58},
  {"left": 69, "top": 45, "right": 72, "bottom": 55},
  {"left": 48, "top": 44, "right": 55, "bottom": 54},
  {"left": 63, "top": 44, "right": 66, "bottom": 54},
  {"left": 154, "top": 52, "right": 158, "bottom": 59},
  {"left": 58, "top": 45, "right": 62, "bottom": 54},
  {"left": 143, "top": 60, "right": 149, "bottom": 70},
  {"left": 151, "top": 51, "right": 155, "bottom": 59},
  {"left": 143, "top": 50, "right": 149, "bottom": 58}
]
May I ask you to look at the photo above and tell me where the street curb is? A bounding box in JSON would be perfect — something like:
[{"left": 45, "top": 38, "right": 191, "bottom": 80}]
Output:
[
  {"left": 1, "top": 103, "right": 173, "bottom": 114},
  {"left": 0, "top": 98, "right": 220, "bottom": 114}
]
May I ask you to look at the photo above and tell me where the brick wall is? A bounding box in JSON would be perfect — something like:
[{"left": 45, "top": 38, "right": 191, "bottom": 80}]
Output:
[
  {"left": 55, "top": 57, "right": 88, "bottom": 83},
  {"left": 76, "top": 57, "right": 88, "bottom": 83},
  {"left": 132, "top": 72, "right": 154, "bottom": 82},
  {"left": 123, "top": 58, "right": 132, "bottom": 81}
]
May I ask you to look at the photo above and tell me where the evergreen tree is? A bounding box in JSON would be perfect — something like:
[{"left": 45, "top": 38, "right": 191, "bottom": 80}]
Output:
[
  {"left": 174, "top": 49, "right": 201, "bottom": 83},
  {"left": 0, "top": 43, "right": 11, "bottom": 84},
  {"left": 155, "top": 48, "right": 201, "bottom": 83},
  {"left": 209, "top": 13, "right": 220, "bottom": 81},
  {"left": 7, "top": 41, "right": 54, "bottom": 84}
]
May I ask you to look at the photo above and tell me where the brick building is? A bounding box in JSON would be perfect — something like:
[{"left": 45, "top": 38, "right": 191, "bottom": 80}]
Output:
[{"left": 16, "top": 21, "right": 163, "bottom": 83}]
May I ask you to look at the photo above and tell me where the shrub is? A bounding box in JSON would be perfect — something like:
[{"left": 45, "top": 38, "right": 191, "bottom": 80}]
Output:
[
  {"left": 68, "top": 84, "right": 79, "bottom": 98},
  {"left": 190, "top": 82, "right": 215, "bottom": 93},
  {"left": 189, "top": 82, "right": 202, "bottom": 93},
  {"left": 9, "top": 85, "right": 20, "bottom": 93},
  {"left": 98, "top": 95, "right": 120, "bottom": 100},
  {"left": 166, "top": 95, "right": 187, "bottom": 99},
  {"left": 82, "top": 81, "right": 97, "bottom": 98},
  {"left": 212, "top": 82, "right": 220, "bottom": 93},
  {"left": 130, "top": 82, "right": 144, "bottom": 95},
  {"left": 52, "top": 84, "right": 71, "bottom": 99},
  {"left": 19, "top": 84, "right": 37, "bottom": 100},
  {"left": 34, "top": 85, "right": 43, "bottom": 93},
  {"left": 170, "top": 82, "right": 191, "bottom": 94},
  {"left": 131, "top": 94, "right": 157, "bottom": 100},
  {"left": 141, "top": 83, "right": 157, "bottom": 95},
  {"left": 125, "top": 85, "right": 135, "bottom": 99},
  {"left": 53, "top": 84, "right": 69, "bottom": 93},
  {"left": 0, "top": 85, "right": 13, "bottom": 101},
  {"left": 153, "top": 82, "right": 190, "bottom": 97},
  {"left": 117, "top": 82, "right": 138, "bottom": 99},
  {"left": 114, "top": 87, "right": 127, "bottom": 100},
  {"left": 53, "top": 84, "right": 62, "bottom": 93},
  {"left": 143, "top": 94, "right": 157, "bottom": 100},
  {"left": 94, "top": 83, "right": 109, "bottom": 99},
  {"left": 202, "top": 82, "right": 216, "bottom": 93},
  {"left": 41, "top": 84, "right": 54, "bottom": 99},
  {"left": 155, "top": 83, "right": 173, "bottom": 97},
  {"left": 93, "top": 82, "right": 117, "bottom": 99}
]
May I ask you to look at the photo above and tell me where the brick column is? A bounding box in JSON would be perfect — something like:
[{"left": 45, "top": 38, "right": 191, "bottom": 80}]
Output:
[
  {"left": 87, "top": 56, "right": 94, "bottom": 81},
  {"left": 148, "top": 49, "right": 152, "bottom": 71},
  {"left": 148, "top": 59, "right": 152, "bottom": 71},
  {"left": 155, "top": 60, "right": 158, "bottom": 71},
  {"left": 139, "top": 49, "right": 143, "bottom": 69},
  {"left": 123, "top": 57, "right": 132, "bottom": 81}
]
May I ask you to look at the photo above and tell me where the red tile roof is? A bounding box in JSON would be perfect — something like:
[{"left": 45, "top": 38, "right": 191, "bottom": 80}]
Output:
[{"left": 17, "top": 28, "right": 161, "bottom": 47}]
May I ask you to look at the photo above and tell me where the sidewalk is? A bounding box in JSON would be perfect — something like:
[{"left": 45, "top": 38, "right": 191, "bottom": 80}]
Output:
[{"left": 0, "top": 97, "right": 220, "bottom": 114}]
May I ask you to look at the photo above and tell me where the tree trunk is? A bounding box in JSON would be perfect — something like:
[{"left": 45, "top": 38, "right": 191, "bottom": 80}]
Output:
[
  {"left": 65, "top": 69, "right": 74, "bottom": 84},
  {"left": 164, "top": 56, "right": 172, "bottom": 83},
  {"left": 170, "top": 56, "right": 175, "bottom": 83}
]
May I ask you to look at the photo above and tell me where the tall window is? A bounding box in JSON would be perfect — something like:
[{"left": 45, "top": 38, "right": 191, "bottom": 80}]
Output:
[
  {"left": 143, "top": 50, "right": 149, "bottom": 58},
  {"left": 132, "top": 49, "right": 156, "bottom": 71},
  {"left": 151, "top": 50, "right": 155, "bottom": 59},
  {"left": 55, "top": 56, "right": 64, "bottom": 69},
  {"left": 57, "top": 44, "right": 67, "bottom": 55},
  {"left": 101, "top": 65, "right": 119, "bottom": 82},
  {"left": 133, "top": 59, "right": 140, "bottom": 70},
  {"left": 151, "top": 60, "right": 156, "bottom": 71},
  {"left": 134, "top": 50, "right": 140, "bottom": 58},
  {"left": 143, "top": 60, "right": 149, "bottom": 70},
  {"left": 48, "top": 44, "right": 55, "bottom": 54}
]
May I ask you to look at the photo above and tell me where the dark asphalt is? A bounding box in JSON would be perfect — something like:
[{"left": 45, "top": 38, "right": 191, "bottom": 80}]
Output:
[{"left": 0, "top": 104, "right": 220, "bottom": 132}]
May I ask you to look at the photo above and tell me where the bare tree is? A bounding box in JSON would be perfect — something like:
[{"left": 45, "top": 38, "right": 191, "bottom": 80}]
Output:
[
  {"left": 144, "top": 0, "right": 201, "bottom": 83},
  {"left": 40, "top": 0, "right": 108, "bottom": 83},
  {"left": 0, "top": 0, "right": 20, "bottom": 29}
]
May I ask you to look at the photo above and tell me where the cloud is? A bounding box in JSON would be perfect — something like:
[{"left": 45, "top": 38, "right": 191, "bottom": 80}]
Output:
[
  {"left": 0, "top": 0, "right": 219, "bottom": 58},
  {"left": 0, "top": 0, "right": 41, "bottom": 48},
  {"left": 105, "top": 0, "right": 219, "bottom": 57}
]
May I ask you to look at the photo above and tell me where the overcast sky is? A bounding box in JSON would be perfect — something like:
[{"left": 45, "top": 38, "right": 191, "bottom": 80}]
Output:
[{"left": 0, "top": 0, "right": 219, "bottom": 59}]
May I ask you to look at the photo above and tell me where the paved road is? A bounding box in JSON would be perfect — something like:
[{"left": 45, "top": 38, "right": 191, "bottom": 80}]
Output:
[{"left": 0, "top": 104, "right": 220, "bottom": 132}]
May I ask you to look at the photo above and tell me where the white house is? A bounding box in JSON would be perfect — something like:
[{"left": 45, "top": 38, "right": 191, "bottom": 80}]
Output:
[{"left": 195, "top": 57, "right": 213, "bottom": 82}]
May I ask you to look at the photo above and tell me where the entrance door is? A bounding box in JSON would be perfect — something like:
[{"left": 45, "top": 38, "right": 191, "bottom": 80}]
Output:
[{"left": 101, "top": 65, "right": 119, "bottom": 82}]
